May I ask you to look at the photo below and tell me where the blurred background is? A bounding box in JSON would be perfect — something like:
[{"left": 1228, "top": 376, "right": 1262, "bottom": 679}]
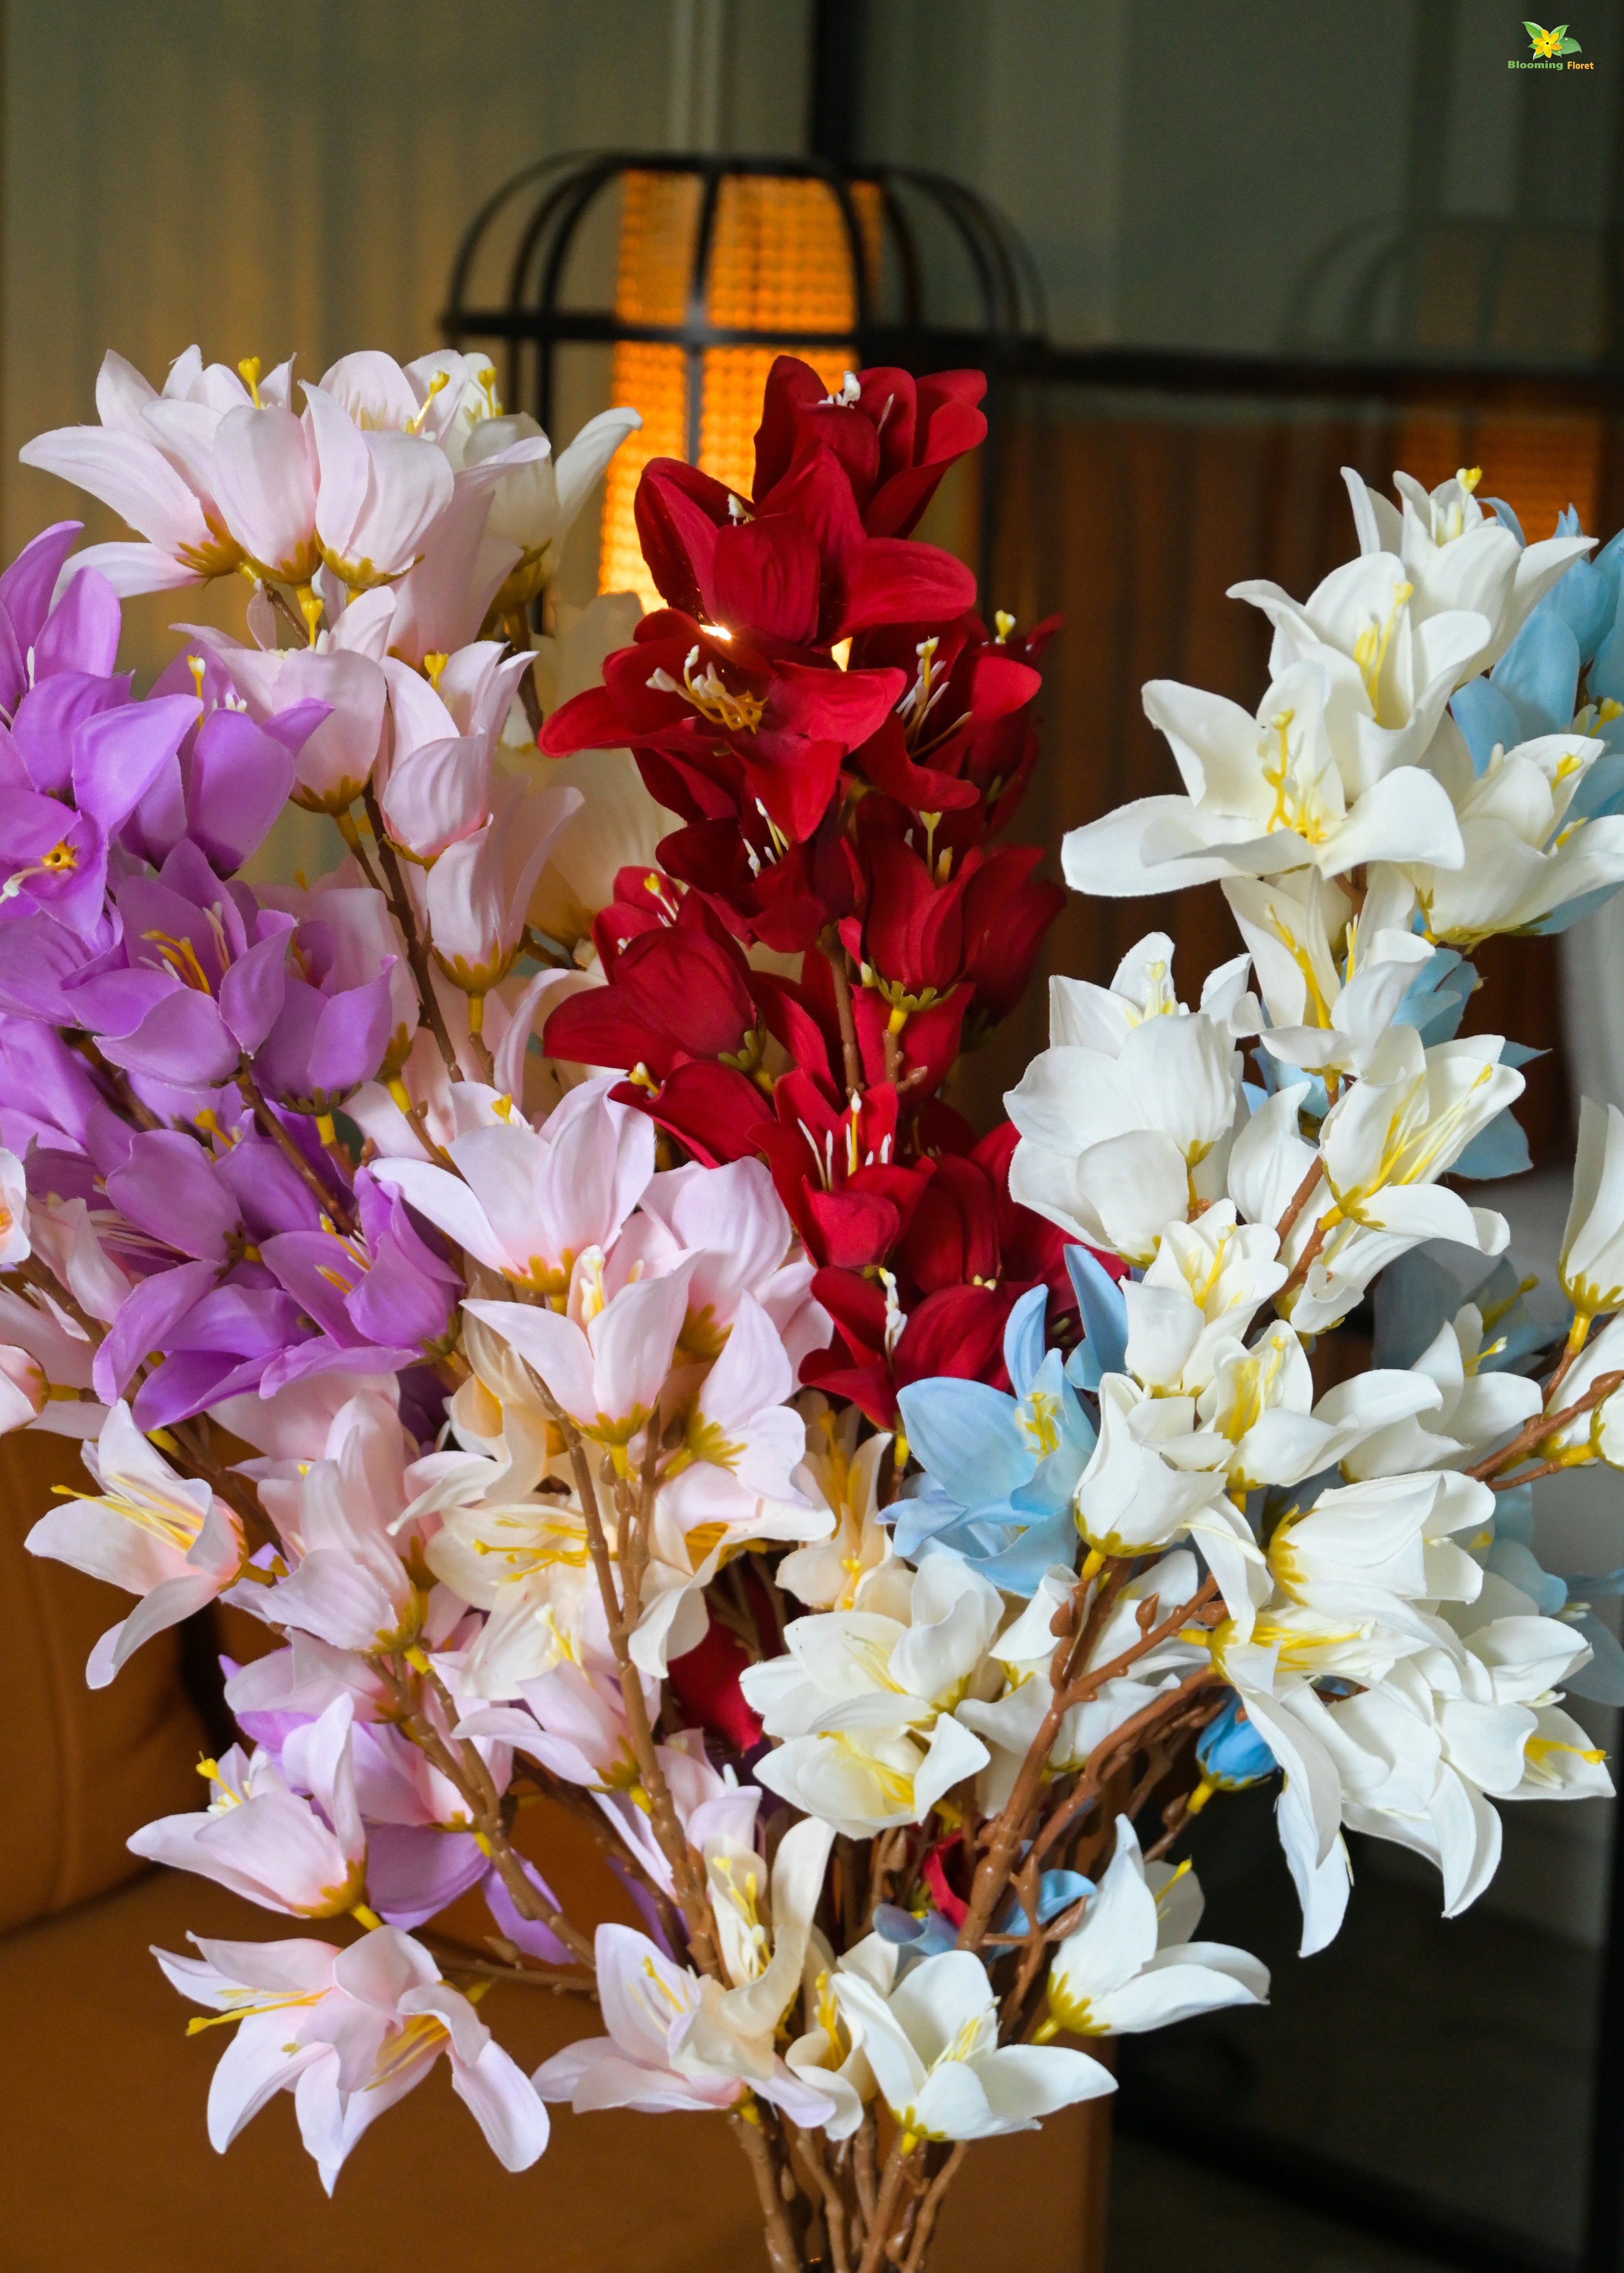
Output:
[{"left": 7, "top": 3, "right": 1624, "bottom": 2268}]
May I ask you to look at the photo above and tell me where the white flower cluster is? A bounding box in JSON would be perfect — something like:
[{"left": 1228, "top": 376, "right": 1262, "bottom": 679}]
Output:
[{"left": 998, "top": 465, "right": 1624, "bottom": 1951}]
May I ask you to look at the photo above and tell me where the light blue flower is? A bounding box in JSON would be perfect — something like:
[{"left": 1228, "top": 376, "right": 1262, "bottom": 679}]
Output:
[
  {"left": 1481, "top": 1483, "right": 1624, "bottom": 1706},
  {"left": 1372, "top": 1247, "right": 1559, "bottom": 1377},
  {"left": 1195, "top": 1694, "right": 1278, "bottom": 1791},
  {"left": 1451, "top": 520, "right": 1624, "bottom": 871},
  {"left": 893, "top": 1283, "right": 1098, "bottom": 1595},
  {"left": 995, "top": 1867, "right": 1095, "bottom": 1937}
]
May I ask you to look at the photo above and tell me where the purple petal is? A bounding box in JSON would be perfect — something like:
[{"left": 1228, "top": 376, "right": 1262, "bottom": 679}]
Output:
[
  {"left": 66, "top": 965, "right": 178, "bottom": 1039},
  {"left": 367, "top": 1826, "right": 490, "bottom": 1930},
  {"left": 188, "top": 709, "right": 295, "bottom": 873},
  {"left": 99, "top": 987, "right": 240, "bottom": 1085},
  {"left": 123, "top": 753, "right": 188, "bottom": 869},
  {"left": 215, "top": 1132, "right": 323, "bottom": 1236},
  {"left": 73, "top": 693, "right": 197, "bottom": 834},
  {"left": 0, "top": 721, "right": 34, "bottom": 794},
  {"left": 132, "top": 1349, "right": 273, "bottom": 1429},
  {"left": 485, "top": 1855, "right": 572, "bottom": 1964},
  {"left": 11, "top": 671, "right": 130, "bottom": 795},
  {"left": 167, "top": 1281, "right": 306, "bottom": 1356},
  {"left": 219, "top": 928, "right": 289, "bottom": 1053},
  {"left": 93, "top": 1257, "right": 217, "bottom": 1401},
  {"left": 260, "top": 696, "right": 334, "bottom": 755},
  {"left": 307, "top": 974, "right": 394, "bottom": 1099},
  {"left": 35, "top": 565, "right": 120, "bottom": 681},
  {"left": 259, "top": 1230, "right": 368, "bottom": 1342},
  {"left": 0, "top": 910, "right": 108, "bottom": 1021},
  {"left": 256, "top": 1337, "right": 417, "bottom": 1396},
  {"left": 346, "top": 1232, "right": 457, "bottom": 1352},
  {"left": 106, "top": 1130, "right": 240, "bottom": 1262},
  {"left": 24, "top": 1147, "right": 98, "bottom": 1204},
  {"left": 0, "top": 522, "right": 83, "bottom": 656},
  {"left": 0, "top": 1018, "right": 103, "bottom": 1145}
]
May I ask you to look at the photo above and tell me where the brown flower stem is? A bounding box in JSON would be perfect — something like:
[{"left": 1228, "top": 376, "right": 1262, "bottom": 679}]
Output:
[
  {"left": 1490, "top": 1458, "right": 1570, "bottom": 1490},
  {"left": 856, "top": 2140, "right": 920, "bottom": 2273},
  {"left": 334, "top": 806, "right": 387, "bottom": 897},
  {"left": 421, "top": 1946, "right": 599, "bottom": 1997},
  {"left": 509, "top": 1760, "right": 685, "bottom": 1947},
  {"left": 998, "top": 1851, "right": 1052, "bottom": 2044},
  {"left": 787, "top": 2123, "right": 851, "bottom": 2273},
  {"left": 463, "top": 1021, "right": 497, "bottom": 1088},
  {"left": 235, "top": 1071, "right": 356, "bottom": 1234},
  {"left": 360, "top": 780, "right": 464, "bottom": 1081},
  {"left": 957, "top": 1572, "right": 1216, "bottom": 1955},
  {"left": 1274, "top": 1158, "right": 1325, "bottom": 1248},
  {"left": 1032, "top": 1663, "right": 1223, "bottom": 1871},
  {"left": 900, "top": 2145, "right": 967, "bottom": 2273},
  {"left": 165, "top": 1416, "right": 278, "bottom": 1556},
  {"left": 820, "top": 933, "right": 864, "bottom": 1097},
  {"left": 6, "top": 1255, "right": 99, "bottom": 1341},
  {"left": 854, "top": 2111, "right": 879, "bottom": 2231},
  {"left": 263, "top": 580, "right": 311, "bottom": 642},
  {"left": 69, "top": 1034, "right": 162, "bottom": 1130},
  {"left": 549, "top": 1405, "right": 722, "bottom": 1978},
  {"left": 379, "top": 1656, "right": 595, "bottom": 1969},
  {"left": 882, "top": 1024, "right": 901, "bottom": 1086},
  {"left": 1468, "top": 1371, "right": 1624, "bottom": 1482},
  {"left": 1276, "top": 1212, "right": 1333, "bottom": 1301},
  {"left": 731, "top": 2107, "right": 807, "bottom": 2273}
]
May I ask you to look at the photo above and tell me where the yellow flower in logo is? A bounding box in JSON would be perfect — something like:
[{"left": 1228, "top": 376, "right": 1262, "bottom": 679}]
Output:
[{"left": 1523, "top": 20, "right": 1582, "bottom": 56}]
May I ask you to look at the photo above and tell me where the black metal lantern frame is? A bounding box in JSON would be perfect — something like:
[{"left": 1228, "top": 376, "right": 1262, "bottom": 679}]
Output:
[{"left": 441, "top": 149, "right": 1050, "bottom": 599}]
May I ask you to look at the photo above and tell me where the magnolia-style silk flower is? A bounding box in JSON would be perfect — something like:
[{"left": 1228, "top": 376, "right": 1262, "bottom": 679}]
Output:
[{"left": 8, "top": 339, "right": 1624, "bottom": 2271}]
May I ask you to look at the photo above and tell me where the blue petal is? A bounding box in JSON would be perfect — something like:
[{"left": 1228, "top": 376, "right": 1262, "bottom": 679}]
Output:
[
  {"left": 1371, "top": 1246, "right": 1467, "bottom": 1368},
  {"left": 912, "top": 1504, "right": 1082, "bottom": 1596},
  {"left": 1491, "top": 1482, "right": 1535, "bottom": 1545},
  {"left": 1002, "top": 1283, "right": 1049, "bottom": 1400},
  {"left": 1538, "top": 557, "right": 1614, "bottom": 660},
  {"left": 1012, "top": 1350, "right": 1096, "bottom": 1496},
  {"left": 1484, "top": 1536, "right": 1567, "bottom": 1616},
  {"left": 1566, "top": 753, "right": 1624, "bottom": 824},
  {"left": 1452, "top": 1105, "right": 1532, "bottom": 1181},
  {"left": 1589, "top": 557, "right": 1624, "bottom": 702},
  {"left": 1557, "top": 1562, "right": 1624, "bottom": 1597},
  {"left": 1394, "top": 948, "right": 1472, "bottom": 1045},
  {"left": 1037, "top": 1869, "right": 1095, "bottom": 1924},
  {"left": 999, "top": 1869, "right": 1096, "bottom": 1936},
  {"left": 873, "top": 1904, "right": 961, "bottom": 1973},
  {"left": 1451, "top": 680, "right": 1522, "bottom": 775},
  {"left": 1196, "top": 1693, "right": 1278, "bottom": 1789},
  {"left": 1562, "top": 1611, "right": 1624, "bottom": 1706},
  {"left": 890, "top": 1477, "right": 977, "bottom": 1557},
  {"left": 1064, "top": 1243, "right": 1128, "bottom": 1390},
  {"left": 1493, "top": 610, "right": 1581, "bottom": 740},
  {"left": 896, "top": 1378, "right": 1031, "bottom": 1504},
  {"left": 1486, "top": 496, "right": 1526, "bottom": 545},
  {"left": 1530, "top": 877, "right": 1624, "bottom": 936}
]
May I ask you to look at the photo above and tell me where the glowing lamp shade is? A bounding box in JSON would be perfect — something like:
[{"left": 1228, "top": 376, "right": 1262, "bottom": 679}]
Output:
[
  {"left": 443, "top": 150, "right": 1044, "bottom": 620},
  {"left": 599, "top": 172, "right": 881, "bottom": 607}
]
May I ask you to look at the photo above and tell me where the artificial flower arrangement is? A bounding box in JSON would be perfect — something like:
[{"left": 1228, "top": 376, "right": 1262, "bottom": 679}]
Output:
[{"left": 7, "top": 340, "right": 1624, "bottom": 2273}]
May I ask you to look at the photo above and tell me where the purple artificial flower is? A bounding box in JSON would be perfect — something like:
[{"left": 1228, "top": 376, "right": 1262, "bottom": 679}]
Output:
[
  {"left": 124, "top": 640, "right": 331, "bottom": 877},
  {"left": 256, "top": 1168, "right": 460, "bottom": 1393}
]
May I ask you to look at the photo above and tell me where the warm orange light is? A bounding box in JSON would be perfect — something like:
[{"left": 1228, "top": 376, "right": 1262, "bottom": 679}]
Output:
[
  {"left": 599, "top": 171, "right": 880, "bottom": 608},
  {"left": 598, "top": 172, "right": 700, "bottom": 606},
  {"left": 1393, "top": 410, "right": 1600, "bottom": 546}
]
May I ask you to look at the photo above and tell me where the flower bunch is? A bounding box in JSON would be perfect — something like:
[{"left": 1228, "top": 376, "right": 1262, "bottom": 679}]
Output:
[{"left": 9, "top": 348, "right": 1624, "bottom": 2272}]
